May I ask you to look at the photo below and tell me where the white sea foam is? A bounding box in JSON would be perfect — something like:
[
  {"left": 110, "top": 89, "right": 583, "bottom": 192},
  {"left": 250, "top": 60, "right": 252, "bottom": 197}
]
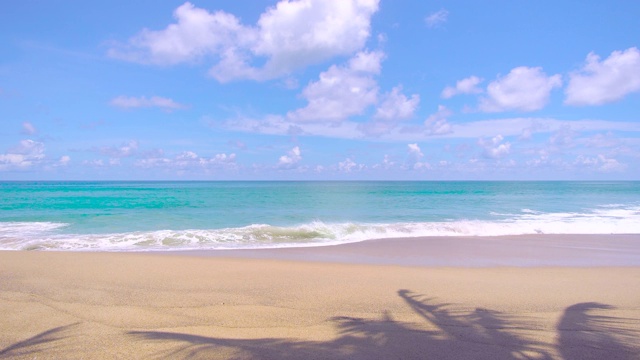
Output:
[{"left": 1, "top": 205, "right": 639, "bottom": 251}]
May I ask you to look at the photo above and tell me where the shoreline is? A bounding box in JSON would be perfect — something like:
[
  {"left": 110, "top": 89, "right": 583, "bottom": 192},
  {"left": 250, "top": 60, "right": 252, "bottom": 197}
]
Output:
[
  {"left": 1, "top": 234, "right": 639, "bottom": 358},
  {"left": 5, "top": 233, "right": 635, "bottom": 267},
  {"left": 172, "top": 233, "right": 640, "bottom": 267}
]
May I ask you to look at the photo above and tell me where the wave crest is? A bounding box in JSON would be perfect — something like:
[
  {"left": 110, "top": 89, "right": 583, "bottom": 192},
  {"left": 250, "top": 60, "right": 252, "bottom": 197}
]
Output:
[{"left": 1, "top": 205, "right": 639, "bottom": 251}]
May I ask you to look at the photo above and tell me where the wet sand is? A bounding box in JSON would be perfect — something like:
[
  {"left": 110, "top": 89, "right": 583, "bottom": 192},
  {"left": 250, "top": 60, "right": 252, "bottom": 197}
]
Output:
[{"left": 1, "top": 235, "right": 639, "bottom": 359}]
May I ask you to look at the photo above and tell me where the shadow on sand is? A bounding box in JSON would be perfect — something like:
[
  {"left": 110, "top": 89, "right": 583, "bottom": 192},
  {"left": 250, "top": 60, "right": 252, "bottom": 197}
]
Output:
[
  {"left": 124, "top": 288, "right": 628, "bottom": 359},
  {"left": 557, "top": 302, "right": 639, "bottom": 360},
  {"left": 0, "top": 322, "right": 80, "bottom": 358},
  {"left": 6, "top": 292, "right": 636, "bottom": 359},
  {"left": 127, "top": 290, "right": 640, "bottom": 359}
]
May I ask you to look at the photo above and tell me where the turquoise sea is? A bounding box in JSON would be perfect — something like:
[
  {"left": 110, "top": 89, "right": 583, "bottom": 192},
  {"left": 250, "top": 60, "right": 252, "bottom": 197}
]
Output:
[{"left": 0, "top": 181, "right": 639, "bottom": 251}]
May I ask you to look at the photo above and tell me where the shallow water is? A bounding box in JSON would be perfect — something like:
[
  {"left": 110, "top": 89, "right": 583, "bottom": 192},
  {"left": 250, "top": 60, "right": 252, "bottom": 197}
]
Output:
[{"left": 1, "top": 181, "right": 638, "bottom": 251}]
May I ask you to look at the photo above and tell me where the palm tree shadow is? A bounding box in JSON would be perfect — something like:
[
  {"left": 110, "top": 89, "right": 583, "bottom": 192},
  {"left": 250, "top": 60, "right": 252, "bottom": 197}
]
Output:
[
  {"left": 129, "top": 290, "right": 554, "bottom": 359},
  {"left": 0, "top": 322, "right": 80, "bottom": 358},
  {"left": 397, "top": 289, "right": 552, "bottom": 359},
  {"left": 557, "top": 302, "right": 640, "bottom": 360}
]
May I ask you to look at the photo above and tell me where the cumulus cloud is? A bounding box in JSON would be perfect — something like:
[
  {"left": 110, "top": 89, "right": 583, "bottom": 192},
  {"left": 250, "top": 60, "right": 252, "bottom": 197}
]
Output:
[
  {"left": 288, "top": 51, "right": 382, "bottom": 122},
  {"left": 441, "top": 76, "right": 483, "bottom": 99},
  {"left": 108, "top": 3, "right": 247, "bottom": 65},
  {"left": 359, "top": 85, "right": 419, "bottom": 136},
  {"left": 424, "top": 105, "right": 453, "bottom": 135},
  {"left": 565, "top": 47, "right": 640, "bottom": 106},
  {"left": 406, "top": 143, "right": 431, "bottom": 170},
  {"left": 110, "top": 96, "right": 186, "bottom": 111},
  {"left": 278, "top": 146, "right": 302, "bottom": 167},
  {"left": 425, "top": 9, "right": 449, "bottom": 28},
  {"left": 479, "top": 67, "right": 562, "bottom": 112},
  {"left": 374, "top": 86, "right": 420, "bottom": 121},
  {"left": 338, "top": 158, "right": 364, "bottom": 172},
  {"left": 407, "top": 143, "right": 424, "bottom": 158},
  {"left": 478, "top": 135, "right": 511, "bottom": 159},
  {"left": 21, "top": 122, "right": 37, "bottom": 135},
  {"left": 0, "top": 140, "right": 46, "bottom": 170},
  {"left": 109, "top": 0, "right": 380, "bottom": 82}
]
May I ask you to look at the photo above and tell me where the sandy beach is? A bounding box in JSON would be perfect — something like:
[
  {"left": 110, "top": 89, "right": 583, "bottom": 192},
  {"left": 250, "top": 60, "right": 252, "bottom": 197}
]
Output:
[{"left": 1, "top": 235, "right": 639, "bottom": 359}]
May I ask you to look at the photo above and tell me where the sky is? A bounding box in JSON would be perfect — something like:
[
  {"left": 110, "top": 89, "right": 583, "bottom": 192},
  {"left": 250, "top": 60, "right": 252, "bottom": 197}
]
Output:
[{"left": 1, "top": 0, "right": 639, "bottom": 180}]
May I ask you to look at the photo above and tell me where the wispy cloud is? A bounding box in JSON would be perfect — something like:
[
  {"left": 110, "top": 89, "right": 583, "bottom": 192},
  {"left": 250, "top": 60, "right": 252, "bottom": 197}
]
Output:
[
  {"left": 425, "top": 9, "right": 449, "bottom": 28},
  {"left": 110, "top": 96, "right": 187, "bottom": 111},
  {"left": 21, "top": 122, "right": 37, "bottom": 135}
]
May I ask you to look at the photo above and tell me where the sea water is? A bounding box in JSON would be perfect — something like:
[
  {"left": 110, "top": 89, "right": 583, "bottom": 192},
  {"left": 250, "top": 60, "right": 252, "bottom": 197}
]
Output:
[{"left": 0, "top": 181, "right": 638, "bottom": 251}]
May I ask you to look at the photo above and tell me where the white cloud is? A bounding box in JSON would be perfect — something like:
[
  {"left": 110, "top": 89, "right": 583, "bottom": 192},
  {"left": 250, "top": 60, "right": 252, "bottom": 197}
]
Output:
[
  {"left": 380, "top": 154, "right": 394, "bottom": 169},
  {"left": 110, "top": 96, "right": 186, "bottom": 111},
  {"left": 424, "top": 105, "right": 453, "bottom": 135},
  {"left": 407, "top": 143, "right": 423, "bottom": 158},
  {"left": 110, "top": 0, "right": 380, "bottom": 82},
  {"left": 221, "top": 115, "right": 640, "bottom": 142},
  {"left": 548, "top": 125, "right": 576, "bottom": 148},
  {"left": 98, "top": 140, "right": 139, "bottom": 158},
  {"left": 565, "top": 47, "right": 640, "bottom": 106},
  {"left": 208, "top": 153, "right": 236, "bottom": 164},
  {"left": 412, "top": 161, "right": 431, "bottom": 171},
  {"left": 348, "top": 50, "right": 384, "bottom": 74},
  {"left": 278, "top": 146, "right": 302, "bottom": 167},
  {"left": 108, "top": 3, "right": 250, "bottom": 65},
  {"left": 58, "top": 155, "right": 71, "bottom": 166},
  {"left": 574, "top": 154, "right": 626, "bottom": 172},
  {"left": 374, "top": 86, "right": 420, "bottom": 121},
  {"left": 338, "top": 158, "right": 364, "bottom": 172},
  {"left": 136, "top": 150, "right": 236, "bottom": 170},
  {"left": 478, "top": 135, "right": 511, "bottom": 159},
  {"left": 0, "top": 140, "right": 46, "bottom": 170},
  {"left": 441, "top": 76, "right": 483, "bottom": 99},
  {"left": 583, "top": 133, "right": 620, "bottom": 149},
  {"left": 357, "top": 121, "right": 397, "bottom": 137},
  {"left": 425, "top": 9, "right": 449, "bottom": 28},
  {"left": 83, "top": 159, "right": 105, "bottom": 167},
  {"left": 287, "top": 51, "right": 382, "bottom": 122},
  {"left": 406, "top": 143, "right": 430, "bottom": 170},
  {"left": 479, "top": 67, "right": 562, "bottom": 112},
  {"left": 22, "top": 122, "right": 37, "bottom": 135}
]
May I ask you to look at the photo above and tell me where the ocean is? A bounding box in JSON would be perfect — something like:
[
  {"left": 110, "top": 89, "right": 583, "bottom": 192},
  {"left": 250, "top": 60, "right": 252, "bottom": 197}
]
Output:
[{"left": 0, "top": 181, "right": 638, "bottom": 251}]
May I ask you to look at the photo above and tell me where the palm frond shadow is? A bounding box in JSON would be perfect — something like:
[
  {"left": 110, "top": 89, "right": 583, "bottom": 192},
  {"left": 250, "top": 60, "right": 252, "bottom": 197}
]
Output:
[
  {"left": 557, "top": 302, "right": 640, "bottom": 360},
  {"left": 129, "top": 289, "right": 560, "bottom": 359},
  {"left": 0, "top": 322, "right": 80, "bottom": 358}
]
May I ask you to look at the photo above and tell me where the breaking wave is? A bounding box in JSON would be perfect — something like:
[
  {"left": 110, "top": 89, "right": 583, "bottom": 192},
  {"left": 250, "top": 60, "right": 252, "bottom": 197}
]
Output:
[{"left": 1, "top": 204, "right": 639, "bottom": 251}]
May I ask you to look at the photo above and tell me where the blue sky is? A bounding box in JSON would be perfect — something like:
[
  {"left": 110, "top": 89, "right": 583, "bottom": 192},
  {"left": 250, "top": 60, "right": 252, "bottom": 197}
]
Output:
[{"left": 1, "top": 0, "right": 639, "bottom": 180}]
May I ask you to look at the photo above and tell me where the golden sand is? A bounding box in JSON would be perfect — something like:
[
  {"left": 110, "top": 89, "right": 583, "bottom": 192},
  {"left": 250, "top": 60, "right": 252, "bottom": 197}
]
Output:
[{"left": 1, "top": 246, "right": 639, "bottom": 359}]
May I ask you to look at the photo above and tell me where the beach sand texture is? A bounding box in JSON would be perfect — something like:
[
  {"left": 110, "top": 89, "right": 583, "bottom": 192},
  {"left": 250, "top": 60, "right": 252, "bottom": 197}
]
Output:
[{"left": 1, "top": 236, "right": 640, "bottom": 359}]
